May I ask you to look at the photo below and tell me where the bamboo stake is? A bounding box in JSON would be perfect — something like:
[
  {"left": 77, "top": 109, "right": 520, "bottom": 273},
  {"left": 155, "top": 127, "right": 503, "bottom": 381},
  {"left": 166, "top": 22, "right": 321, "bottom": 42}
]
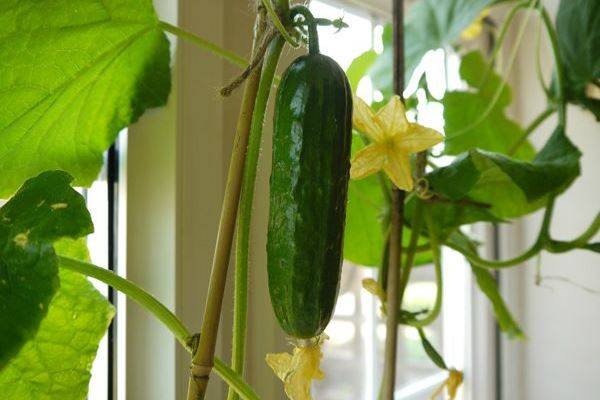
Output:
[{"left": 186, "top": 10, "right": 268, "bottom": 400}]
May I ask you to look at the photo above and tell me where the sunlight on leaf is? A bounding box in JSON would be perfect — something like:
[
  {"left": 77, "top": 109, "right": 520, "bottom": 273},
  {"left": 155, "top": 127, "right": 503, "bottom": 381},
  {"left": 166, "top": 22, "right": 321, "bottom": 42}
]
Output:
[
  {"left": 0, "top": 0, "right": 171, "bottom": 197},
  {"left": 0, "top": 238, "right": 114, "bottom": 399}
]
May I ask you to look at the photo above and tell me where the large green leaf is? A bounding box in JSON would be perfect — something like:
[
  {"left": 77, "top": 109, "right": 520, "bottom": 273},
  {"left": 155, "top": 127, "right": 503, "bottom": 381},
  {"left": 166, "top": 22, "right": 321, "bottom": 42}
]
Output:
[
  {"left": 443, "top": 51, "right": 535, "bottom": 160},
  {"left": 369, "top": 0, "right": 493, "bottom": 95},
  {"left": 556, "top": 0, "right": 600, "bottom": 120},
  {"left": 0, "top": 0, "right": 171, "bottom": 197},
  {"left": 428, "top": 127, "right": 581, "bottom": 219},
  {"left": 0, "top": 238, "right": 114, "bottom": 399},
  {"left": 0, "top": 171, "right": 93, "bottom": 369}
]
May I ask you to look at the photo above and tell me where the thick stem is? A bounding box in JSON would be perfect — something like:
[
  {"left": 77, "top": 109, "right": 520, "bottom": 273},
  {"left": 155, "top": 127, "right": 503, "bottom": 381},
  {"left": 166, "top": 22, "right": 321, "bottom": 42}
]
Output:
[
  {"left": 186, "top": 13, "right": 268, "bottom": 400},
  {"left": 508, "top": 107, "right": 556, "bottom": 155},
  {"left": 159, "top": 21, "right": 248, "bottom": 69},
  {"left": 59, "top": 256, "right": 191, "bottom": 349},
  {"left": 381, "top": 1, "right": 405, "bottom": 398},
  {"left": 228, "top": 35, "right": 284, "bottom": 400},
  {"left": 382, "top": 189, "right": 405, "bottom": 400},
  {"left": 58, "top": 257, "right": 261, "bottom": 400}
]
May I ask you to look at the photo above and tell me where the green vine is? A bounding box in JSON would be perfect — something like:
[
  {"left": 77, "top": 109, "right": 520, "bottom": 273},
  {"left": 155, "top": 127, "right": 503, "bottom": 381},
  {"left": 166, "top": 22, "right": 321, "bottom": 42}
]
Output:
[{"left": 229, "top": 34, "right": 285, "bottom": 400}]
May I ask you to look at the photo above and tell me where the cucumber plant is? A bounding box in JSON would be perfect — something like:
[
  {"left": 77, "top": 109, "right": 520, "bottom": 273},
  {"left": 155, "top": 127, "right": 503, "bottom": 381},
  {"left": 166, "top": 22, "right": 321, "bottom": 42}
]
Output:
[{"left": 0, "top": 0, "right": 598, "bottom": 400}]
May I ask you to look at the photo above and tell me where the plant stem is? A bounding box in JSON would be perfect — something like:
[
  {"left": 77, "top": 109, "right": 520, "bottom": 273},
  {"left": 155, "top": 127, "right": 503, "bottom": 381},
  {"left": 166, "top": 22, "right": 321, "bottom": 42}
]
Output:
[
  {"left": 228, "top": 35, "right": 284, "bottom": 400},
  {"left": 447, "top": 197, "right": 556, "bottom": 268},
  {"left": 59, "top": 256, "right": 191, "bottom": 349},
  {"left": 508, "top": 107, "right": 556, "bottom": 155},
  {"left": 261, "top": 0, "right": 298, "bottom": 47},
  {"left": 381, "top": 2, "right": 405, "bottom": 398},
  {"left": 382, "top": 188, "right": 405, "bottom": 400},
  {"left": 59, "top": 257, "right": 262, "bottom": 400},
  {"left": 290, "top": 6, "right": 320, "bottom": 54},
  {"left": 159, "top": 21, "right": 248, "bottom": 69},
  {"left": 482, "top": 0, "right": 529, "bottom": 83},
  {"left": 539, "top": 6, "right": 567, "bottom": 126},
  {"left": 186, "top": 12, "right": 268, "bottom": 400},
  {"left": 397, "top": 199, "right": 424, "bottom": 307},
  {"left": 215, "top": 359, "right": 262, "bottom": 400},
  {"left": 402, "top": 206, "right": 443, "bottom": 328},
  {"left": 547, "top": 211, "right": 600, "bottom": 252}
]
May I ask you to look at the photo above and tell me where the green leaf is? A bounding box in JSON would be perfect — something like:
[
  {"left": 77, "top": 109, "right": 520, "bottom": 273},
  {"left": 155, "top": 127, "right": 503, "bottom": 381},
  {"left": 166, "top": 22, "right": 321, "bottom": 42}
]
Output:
[
  {"left": 443, "top": 51, "right": 535, "bottom": 160},
  {"left": 0, "top": 238, "right": 114, "bottom": 399},
  {"left": 472, "top": 264, "right": 524, "bottom": 338},
  {"left": 346, "top": 49, "right": 377, "bottom": 93},
  {"left": 448, "top": 232, "right": 524, "bottom": 338},
  {"left": 344, "top": 134, "right": 388, "bottom": 267},
  {"left": 556, "top": 0, "right": 600, "bottom": 120},
  {"left": 406, "top": 197, "right": 500, "bottom": 240},
  {"left": 369, "top": 0, "right": 493, "bottom": 95},
  {"left": 0, "top": 171, "right": 93, "bottom": 369},
  {"left": 427, "top": 127, "right": 581, "bottom": 219},
  {"left": 0, "top": 0, "right": 171, "bottom": 197},
  {"left": 418, "top": 328, "right": 448, "bottom": 370}
]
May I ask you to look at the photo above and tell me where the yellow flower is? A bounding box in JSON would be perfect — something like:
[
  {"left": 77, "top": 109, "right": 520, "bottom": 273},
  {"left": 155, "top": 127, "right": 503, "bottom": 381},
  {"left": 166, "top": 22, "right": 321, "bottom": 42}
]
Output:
[
  {"left": 461, "top": 8, "right": 490, "bottom": 41},
  {"left": 266, "top": 340, "right": 325, "bottom": 400},
  {"left": 351, "top": 95, "right": 443, "bottom": 191}
]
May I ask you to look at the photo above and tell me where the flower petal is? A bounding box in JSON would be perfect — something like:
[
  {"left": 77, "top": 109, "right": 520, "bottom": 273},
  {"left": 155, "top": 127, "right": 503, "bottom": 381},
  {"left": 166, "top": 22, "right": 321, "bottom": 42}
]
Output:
[
  {"left": 383, "top": 151, "right": 413, "bottom": 191},
  {"left": 375, "top": 95, "right": 409, "bottom": 139},
  {"left": 353, "top": 95, "right": 384, "bottom": 141},
  {"left": 350, "top": 144, "right": 387, "bottom": 180},
  {"left": 398, "top": 124, "right": 444, "bottom": 153}
]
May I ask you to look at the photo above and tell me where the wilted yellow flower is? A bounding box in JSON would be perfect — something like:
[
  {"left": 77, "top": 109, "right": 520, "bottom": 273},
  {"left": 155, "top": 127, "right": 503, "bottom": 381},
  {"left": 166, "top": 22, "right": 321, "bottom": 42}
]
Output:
[
  {"left": 461, "top": 8, "right": 490, "bottom": 40},
  {"left": 351, "top": 95, "right": 443, "bottom": 191},
  {"left": 430, "top": 369, "right": 463, "bottom": 400},
  {"left": 266, "top": 340, "right": 325, "bottom": 400}
]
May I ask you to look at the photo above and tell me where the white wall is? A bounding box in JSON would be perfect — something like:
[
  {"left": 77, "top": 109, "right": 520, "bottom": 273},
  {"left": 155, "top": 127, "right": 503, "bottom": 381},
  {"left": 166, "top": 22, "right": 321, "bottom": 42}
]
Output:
[{"left": 502, "top": 1, "right": 600, "bottom": 399}]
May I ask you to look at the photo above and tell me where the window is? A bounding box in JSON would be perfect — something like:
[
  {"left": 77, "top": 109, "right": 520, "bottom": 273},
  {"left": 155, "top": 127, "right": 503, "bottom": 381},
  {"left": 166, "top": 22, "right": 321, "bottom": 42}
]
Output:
[
  {"left": 309, "top": 2, "right": 471, "bottom": 399},
  {"left": 86, "top": 138, "right": 127, "bottom": 400}
]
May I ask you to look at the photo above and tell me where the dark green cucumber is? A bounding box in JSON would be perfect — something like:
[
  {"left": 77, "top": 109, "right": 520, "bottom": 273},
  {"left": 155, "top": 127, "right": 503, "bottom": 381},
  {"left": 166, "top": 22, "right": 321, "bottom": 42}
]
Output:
[{"left": 267, "top": 50, "right": 353, "bottom": 339}]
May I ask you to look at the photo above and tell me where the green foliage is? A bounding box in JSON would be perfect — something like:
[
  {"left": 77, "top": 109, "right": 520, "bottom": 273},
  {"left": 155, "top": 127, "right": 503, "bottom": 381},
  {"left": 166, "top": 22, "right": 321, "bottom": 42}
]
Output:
[
  {"left": 345, "top": 49, "right": 377, "bottom": 92},
  {"left": 0, "top": 238, "right": 114, "bottom": 399},
  {"left": 0, "top": 0, "right": 171, "bottom": 197},
  {"left": 556, "top": 0, "right": 600, "bottom": 120},
  {"left": 418, "top": 328, "right": 447, "bottom": 370},
  {"left": 427, "top": 127, "right": 581, "bottom": 219},
  {"left": 368, "top": 0, "right": 493, "bottom": 95},
  {"left": 449, "top": 232, "right": 524, "bottom": 338},
  {"left": 471, "top": 264, "right": 524, "bottom": 338},
  {"left": 0, "top": 173, "right": 112, "bottom": 398},
  {"left": 443, "top": 51, "right": 535, "bottom": 160},
  {"left": 0, "top": 171, "right": 93, "bottom": 368}
]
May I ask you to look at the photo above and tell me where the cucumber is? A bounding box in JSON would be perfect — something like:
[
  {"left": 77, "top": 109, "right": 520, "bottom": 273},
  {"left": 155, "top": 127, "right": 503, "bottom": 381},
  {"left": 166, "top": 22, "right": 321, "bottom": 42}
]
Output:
[{"left": 267, "top": 35, "right": 353, "bottom": 339}]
